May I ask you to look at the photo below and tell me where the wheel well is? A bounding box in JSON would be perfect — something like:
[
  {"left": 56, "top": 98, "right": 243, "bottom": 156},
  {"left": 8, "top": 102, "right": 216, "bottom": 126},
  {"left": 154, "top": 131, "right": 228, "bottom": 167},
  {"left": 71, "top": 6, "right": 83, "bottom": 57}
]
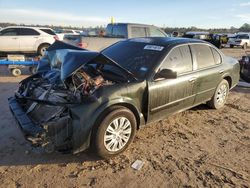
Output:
[
  {"left": 117, "top": 103, "right": 141, "bottom": 129},
  {"left": 38, "top": 43, "right": 50, "bottom": 50},
  {"left": 96, "top": 104, "right": 141, "bottom": 130},
  {"left": 223, "top": 76, "right": 232, "bottom": 88}
]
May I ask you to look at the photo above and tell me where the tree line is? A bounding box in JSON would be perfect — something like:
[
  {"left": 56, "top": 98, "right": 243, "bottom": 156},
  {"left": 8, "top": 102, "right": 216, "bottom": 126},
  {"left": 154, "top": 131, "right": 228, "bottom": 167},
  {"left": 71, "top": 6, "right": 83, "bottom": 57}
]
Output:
[
  {"left": 163, "top": 23, "right": 250, "bottom": 34},
  {"left": 1, "top": 22, "right": 250, "bottom": 34}
]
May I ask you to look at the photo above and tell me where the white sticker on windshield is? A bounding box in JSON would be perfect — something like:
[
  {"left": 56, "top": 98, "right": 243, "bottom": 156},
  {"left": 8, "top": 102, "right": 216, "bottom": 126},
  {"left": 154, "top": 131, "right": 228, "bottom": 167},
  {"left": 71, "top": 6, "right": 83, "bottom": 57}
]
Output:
[
  {"left": 140, "top": 67, "right": 148, "bottom": 72},
  {"left": 144, "top": 45, "right": 164, "bottom": 51}
]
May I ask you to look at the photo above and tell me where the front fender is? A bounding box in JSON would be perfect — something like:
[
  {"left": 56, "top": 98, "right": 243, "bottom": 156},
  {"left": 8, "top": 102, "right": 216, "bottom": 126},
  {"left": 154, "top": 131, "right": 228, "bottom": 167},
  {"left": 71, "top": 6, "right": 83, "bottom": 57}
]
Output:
[
  {"left": 70, "top": 97, "right": 143, "bottom": 154},
  {"left": 70, "top": 81, "right": 147, "bottom": 154}
]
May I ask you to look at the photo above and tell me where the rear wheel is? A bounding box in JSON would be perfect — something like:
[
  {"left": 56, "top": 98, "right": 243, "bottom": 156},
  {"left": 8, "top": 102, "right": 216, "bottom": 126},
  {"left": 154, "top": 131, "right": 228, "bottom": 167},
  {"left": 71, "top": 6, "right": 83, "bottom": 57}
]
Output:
[
  {"left": 230, "top": 45, "right": 234, "bottom": 48},
  {"left": 207, "top": 80, "right": 229, "bottom": 109},
  {"left": 38, "top": 44, "right": 50, "bottom": 56},
  {"left": 29, "top": 66, "right": 37, "bottom": 74},
  {"left": 92, "top": 107, "right": 136, "bottom": 159},
  {"left": 240, "top": 73, "right": 250, "bottom": 83}
]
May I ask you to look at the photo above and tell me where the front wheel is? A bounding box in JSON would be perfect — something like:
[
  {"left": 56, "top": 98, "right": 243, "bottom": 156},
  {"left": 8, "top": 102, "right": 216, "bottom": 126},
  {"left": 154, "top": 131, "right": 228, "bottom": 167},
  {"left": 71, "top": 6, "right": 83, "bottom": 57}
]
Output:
[
  {"left": 207, "top": 79, "right": 229, "bottom": 109},
  {"left": 92, "top": 107, "right": 137, "bottom": 159},
  {"left": 11, "top": 68, "right": 22, "bottom": 77}
]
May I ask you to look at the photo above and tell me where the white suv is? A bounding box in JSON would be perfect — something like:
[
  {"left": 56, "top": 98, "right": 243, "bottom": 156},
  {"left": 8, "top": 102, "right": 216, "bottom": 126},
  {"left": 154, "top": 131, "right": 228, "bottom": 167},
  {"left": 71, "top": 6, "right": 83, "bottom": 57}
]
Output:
[
  {"left": 0, "top": 26, "right": 58, "bottom": 56},
  {"left": 228, "top": 33, "right": 250, "bottom": 50}
]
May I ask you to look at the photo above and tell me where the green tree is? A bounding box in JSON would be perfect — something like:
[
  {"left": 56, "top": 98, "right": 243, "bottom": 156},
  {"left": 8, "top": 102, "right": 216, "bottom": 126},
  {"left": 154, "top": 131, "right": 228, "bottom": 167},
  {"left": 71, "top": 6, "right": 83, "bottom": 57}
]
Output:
[{"left": 239, "top": 23, "right": 250, "bottom": 32}]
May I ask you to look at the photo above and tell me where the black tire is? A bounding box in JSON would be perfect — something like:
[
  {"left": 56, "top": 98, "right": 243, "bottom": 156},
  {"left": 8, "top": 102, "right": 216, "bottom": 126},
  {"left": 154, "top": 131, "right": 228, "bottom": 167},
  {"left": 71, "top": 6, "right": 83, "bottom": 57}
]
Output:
[
  {"left": 240, "top": 73, "right": 250, "bottom": 83},
  {"left": 230, "top": 45, "right": 234, "bottom": 48},
  {"left": 243, "top": 43, "right": 247, "bottom": 50},
  {"left": 92, "top": 106, "right": 137, "bottom": 159},
  {"left": 37, "top": 44, "right": 50, "bottom": 56},
  {"left": 29, "top": 66, "right": 37, "bottom": 74},
  {"left": 11, "top": 68, "right": 22, "bottom": 77},
  {"left": 207, "top": 79, "right": 229, "bottom": 109}
]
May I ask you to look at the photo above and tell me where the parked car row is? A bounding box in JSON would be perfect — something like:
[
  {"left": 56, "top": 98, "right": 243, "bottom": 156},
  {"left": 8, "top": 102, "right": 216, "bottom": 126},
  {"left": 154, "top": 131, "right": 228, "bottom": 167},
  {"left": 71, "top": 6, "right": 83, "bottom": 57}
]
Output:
[
  {"left": 239, "top": 53, "right": 250, "bottom": 83},
  {"left": 181, "top": 31, "right": 250, "bottom": 50},
  {"left": 0, "top": 26, "right": 58, "bottom": 56},
  {"left": 0, "top": 23, "right": 167, "bottom": 55},
  {"left": 228, "top": 33, "right": 250, "bottom": 50},
  {"left": 63, "top": 23, "right": 168, "bottom": 51}
]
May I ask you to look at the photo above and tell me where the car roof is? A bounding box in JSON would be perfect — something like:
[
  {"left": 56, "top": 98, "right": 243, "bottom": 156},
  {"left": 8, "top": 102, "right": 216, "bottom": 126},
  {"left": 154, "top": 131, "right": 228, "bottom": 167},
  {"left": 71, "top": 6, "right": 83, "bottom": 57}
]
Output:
[
  {"left": 185, "top": 31, "right": 210, "bottom": 35},
  {"left": 3, "top": 26, "right": 53, "bottom": 30},
  {"left": 108, "top": 23, "right": 157, "bottom": 27},
  {"left": 127, "top": 37, "right": 207, "bottom": 47}
]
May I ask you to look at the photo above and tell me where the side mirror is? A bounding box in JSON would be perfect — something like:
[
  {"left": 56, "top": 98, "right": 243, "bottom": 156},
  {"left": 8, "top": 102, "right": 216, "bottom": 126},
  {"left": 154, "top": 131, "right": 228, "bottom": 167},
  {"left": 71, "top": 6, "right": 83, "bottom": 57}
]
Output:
[{"left": 154, "top": 69, "right": 177, "bottom": 80}]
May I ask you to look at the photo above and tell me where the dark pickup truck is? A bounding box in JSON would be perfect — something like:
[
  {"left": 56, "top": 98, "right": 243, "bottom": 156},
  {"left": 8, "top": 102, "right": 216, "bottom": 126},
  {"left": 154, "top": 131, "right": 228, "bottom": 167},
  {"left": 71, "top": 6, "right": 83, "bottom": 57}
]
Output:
[{"left": 63, "top": 23, "right": 168, "bottom": 51}]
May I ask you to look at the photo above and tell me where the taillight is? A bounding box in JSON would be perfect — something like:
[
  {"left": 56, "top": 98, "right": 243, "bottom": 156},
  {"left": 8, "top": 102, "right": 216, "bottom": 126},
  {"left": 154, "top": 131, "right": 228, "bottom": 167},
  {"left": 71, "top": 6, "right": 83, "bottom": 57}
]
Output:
[
  {"left": 78, "top": 42, "right": 88, "bottom": 49},
  {"left": 54, "top": 35, "right": 59, "bottom": 40}
]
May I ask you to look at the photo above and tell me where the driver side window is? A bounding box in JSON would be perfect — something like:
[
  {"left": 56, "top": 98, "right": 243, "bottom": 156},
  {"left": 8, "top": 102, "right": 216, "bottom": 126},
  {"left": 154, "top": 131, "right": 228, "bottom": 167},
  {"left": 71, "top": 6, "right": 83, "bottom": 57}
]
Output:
[{"left": 160, "top": 45, "right": 193, "bottom": 74}]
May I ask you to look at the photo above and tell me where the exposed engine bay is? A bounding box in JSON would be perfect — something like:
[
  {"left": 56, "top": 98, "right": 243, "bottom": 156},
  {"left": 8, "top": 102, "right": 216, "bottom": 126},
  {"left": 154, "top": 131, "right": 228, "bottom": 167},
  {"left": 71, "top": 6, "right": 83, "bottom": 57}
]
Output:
[
  {"left": 10, "top": 41, "right": 135, "bottom": 153},
  {"left": 16, "top": 63, "right": 114, "bottom": 152}
]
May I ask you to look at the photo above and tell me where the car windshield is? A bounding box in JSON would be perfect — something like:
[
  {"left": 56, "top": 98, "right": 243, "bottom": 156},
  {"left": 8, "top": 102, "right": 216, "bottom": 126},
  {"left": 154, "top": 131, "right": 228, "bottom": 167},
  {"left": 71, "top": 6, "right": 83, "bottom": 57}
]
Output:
[{"left": 101, "top": 41, "right": 165, "bottom": 79}]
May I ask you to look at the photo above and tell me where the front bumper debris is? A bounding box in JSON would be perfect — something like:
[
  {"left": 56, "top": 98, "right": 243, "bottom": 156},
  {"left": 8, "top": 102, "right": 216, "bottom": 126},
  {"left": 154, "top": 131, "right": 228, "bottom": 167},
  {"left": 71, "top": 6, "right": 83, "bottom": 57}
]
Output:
[
  {"left": 8, "top": 97, "right": 43, "bottom": 137},
  {"left": 8, "top": 96, "right": 73, "bottom": 153}
]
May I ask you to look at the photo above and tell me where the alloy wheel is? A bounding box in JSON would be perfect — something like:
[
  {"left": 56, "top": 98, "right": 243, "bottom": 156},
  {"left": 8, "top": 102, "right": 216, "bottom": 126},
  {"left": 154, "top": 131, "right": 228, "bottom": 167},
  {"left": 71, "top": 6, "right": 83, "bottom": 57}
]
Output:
[
  {"left": 216, "top": 84, "right": 228, "bottom": 105},
  {"left": 104, "top": 117, "right": 132, "bottom": 152}
]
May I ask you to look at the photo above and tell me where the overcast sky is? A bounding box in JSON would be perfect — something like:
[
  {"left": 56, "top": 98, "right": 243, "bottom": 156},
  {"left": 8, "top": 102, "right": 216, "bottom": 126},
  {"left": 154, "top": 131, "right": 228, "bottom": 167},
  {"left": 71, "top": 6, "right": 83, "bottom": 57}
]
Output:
[{"left": 0, "top": 0, "right": 249, "bottom": 28}]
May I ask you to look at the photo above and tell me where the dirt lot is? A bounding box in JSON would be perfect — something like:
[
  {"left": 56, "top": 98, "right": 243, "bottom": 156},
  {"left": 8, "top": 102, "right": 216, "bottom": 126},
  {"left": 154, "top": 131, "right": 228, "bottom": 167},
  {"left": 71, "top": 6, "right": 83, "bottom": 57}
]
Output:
[{"left": 0, "top": 48, "right": 249, "bottom": 188}]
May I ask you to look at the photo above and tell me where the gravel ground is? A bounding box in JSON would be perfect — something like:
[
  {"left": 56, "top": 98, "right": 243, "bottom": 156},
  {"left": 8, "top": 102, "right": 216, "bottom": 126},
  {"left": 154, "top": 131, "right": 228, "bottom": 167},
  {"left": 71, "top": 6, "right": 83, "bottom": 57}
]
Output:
[{"left": 0, "top": 48, "right": 249, "bottom": 188}]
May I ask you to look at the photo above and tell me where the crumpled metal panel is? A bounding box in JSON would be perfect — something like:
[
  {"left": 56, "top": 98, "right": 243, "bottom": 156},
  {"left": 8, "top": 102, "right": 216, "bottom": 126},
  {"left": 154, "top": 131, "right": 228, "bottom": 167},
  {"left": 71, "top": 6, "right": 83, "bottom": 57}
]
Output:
[{"left": 37, "top": 40, "right": 100, "bottom": 81}]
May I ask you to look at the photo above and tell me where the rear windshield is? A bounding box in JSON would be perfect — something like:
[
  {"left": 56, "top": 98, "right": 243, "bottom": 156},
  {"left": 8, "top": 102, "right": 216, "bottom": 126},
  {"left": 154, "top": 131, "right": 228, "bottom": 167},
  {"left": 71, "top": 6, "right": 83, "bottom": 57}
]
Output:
[
  {"left": 106, "top": 24, "right": 127, "bottom": 38},
  {"left": 40, "top": 29, "right": 56, "bottom": 35},
  {"left": 102, "top": 41, "right": 165, "bottom": 78}
]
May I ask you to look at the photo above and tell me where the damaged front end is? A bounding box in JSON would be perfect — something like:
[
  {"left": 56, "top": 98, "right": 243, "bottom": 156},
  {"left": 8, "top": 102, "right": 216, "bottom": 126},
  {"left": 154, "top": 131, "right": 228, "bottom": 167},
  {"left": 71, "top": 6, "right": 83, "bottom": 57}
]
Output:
[{"left": 9, "top": 42, "right": 114, "bottom": 153}]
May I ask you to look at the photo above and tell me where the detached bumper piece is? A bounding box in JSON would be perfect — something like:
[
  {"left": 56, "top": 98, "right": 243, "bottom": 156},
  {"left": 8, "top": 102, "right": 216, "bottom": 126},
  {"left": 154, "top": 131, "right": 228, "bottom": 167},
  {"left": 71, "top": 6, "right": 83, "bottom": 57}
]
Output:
[
  {"left": 8, "top": 97, "right": 43, "bottom": 137},
  {"left": 8, "top": 96, "right": 73, "bottom": 153}
]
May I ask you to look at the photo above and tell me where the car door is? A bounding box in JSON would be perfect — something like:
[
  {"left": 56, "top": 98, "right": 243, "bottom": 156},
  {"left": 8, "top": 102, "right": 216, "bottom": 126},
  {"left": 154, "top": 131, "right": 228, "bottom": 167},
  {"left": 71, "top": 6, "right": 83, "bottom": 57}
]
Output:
[
  {"left": 0, "top": 28, "right": 20, "bottom": 51},
  {"left": 190, "top": 44, "right": 223, "bottom": 105},
  {"left": 18, "top": 28, "right": 40, "bottom": 52},
  {"left": 147, "top": 45, "right": 197, "bottom": 122}
]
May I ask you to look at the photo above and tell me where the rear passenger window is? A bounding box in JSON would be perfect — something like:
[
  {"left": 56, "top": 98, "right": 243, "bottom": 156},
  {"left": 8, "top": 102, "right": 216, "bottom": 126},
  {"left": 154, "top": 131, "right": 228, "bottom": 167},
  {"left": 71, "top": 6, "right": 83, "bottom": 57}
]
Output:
[
  {"left": 19, "top": 28, "right": 40, "bottom": 36},
  {"left": 161, "top": 46, "right": 193, "bottom": 74},
  {"left": 191, "top": 44, "right": 215, "bottom": 69},
  {"left": 131, "top": 27, "right": 147, "bottom": 38},
  {"left": 211, "top": 48, "right": 222, "bottom": 64}
]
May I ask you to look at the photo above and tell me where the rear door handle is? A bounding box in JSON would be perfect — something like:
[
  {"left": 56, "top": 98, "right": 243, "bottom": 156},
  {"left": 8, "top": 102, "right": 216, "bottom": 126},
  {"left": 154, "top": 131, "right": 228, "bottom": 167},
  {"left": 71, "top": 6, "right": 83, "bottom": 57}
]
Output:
[
  {"left": 189, "top": 77, "right": 197, "bottom": 82},
  {"left": 219, "top": 70, "right": 224, "bottom": 74}
]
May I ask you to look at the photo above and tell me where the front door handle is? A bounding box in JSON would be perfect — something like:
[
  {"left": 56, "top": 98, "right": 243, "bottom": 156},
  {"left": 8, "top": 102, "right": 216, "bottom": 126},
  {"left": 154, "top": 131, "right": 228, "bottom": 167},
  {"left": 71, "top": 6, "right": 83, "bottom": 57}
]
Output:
[
  {"left": 219, "top": 70, "right": 224, "bottom": 74},
  {"left": 189, "top": 77, "right": 197, "bottom": 82},
  {"left": 12, "top": 37, "right": 17, "bottom": 39}
]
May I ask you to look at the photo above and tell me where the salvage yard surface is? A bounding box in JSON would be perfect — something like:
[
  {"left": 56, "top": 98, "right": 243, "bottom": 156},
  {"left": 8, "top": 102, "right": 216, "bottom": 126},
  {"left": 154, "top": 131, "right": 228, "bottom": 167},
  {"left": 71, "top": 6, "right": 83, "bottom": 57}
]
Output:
[{"left": 0, "top": 48, "right": 249, "bottom": 188}]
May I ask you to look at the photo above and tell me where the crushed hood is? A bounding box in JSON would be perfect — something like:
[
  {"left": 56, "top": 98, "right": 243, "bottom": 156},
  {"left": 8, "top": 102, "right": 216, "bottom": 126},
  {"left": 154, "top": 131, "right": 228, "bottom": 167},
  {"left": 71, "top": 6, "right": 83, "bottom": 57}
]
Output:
[{"left": 37, "top": 40, "right": 99, "bottom": 81}]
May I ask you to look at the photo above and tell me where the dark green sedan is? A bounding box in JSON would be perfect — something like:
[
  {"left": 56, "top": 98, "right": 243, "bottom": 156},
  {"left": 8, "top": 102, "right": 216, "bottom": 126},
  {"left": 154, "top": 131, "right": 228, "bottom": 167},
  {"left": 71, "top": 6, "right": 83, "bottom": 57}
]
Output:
[{"left": 9, "top": 38, "right": 240, "bottom": 158}]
